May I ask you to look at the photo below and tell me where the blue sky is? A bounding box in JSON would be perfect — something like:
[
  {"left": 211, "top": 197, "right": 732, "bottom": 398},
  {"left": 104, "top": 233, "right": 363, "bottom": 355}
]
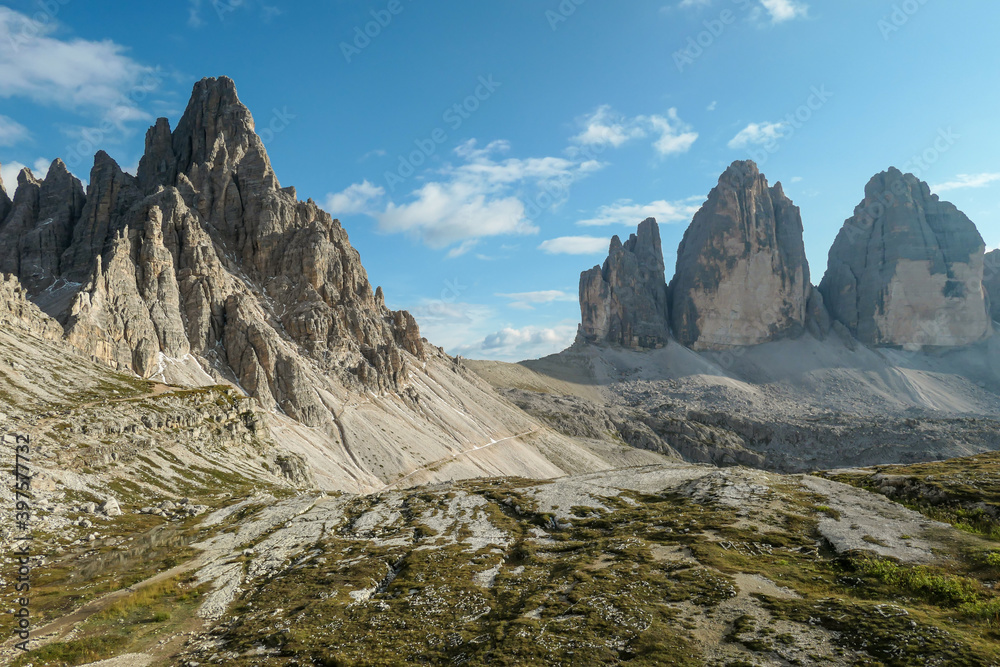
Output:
[{"left": 1, "top": 0, "right": 998, "bottom": 360}]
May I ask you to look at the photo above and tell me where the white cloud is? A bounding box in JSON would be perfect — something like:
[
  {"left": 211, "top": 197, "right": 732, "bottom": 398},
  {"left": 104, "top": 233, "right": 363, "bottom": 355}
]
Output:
[
  {"left": 497, "top": 290, "right": 576, "bottom": 310},
  {"left": 446, "top": 240, "right": 480, "bottom": 258},
  {"left": 408, "top": 300, "right": 496, "bottom": 353},
  {"left": 760, "top": 0, "right": 808, "bottom": 22},
  {"left": 361, "top": 148, "right": 387, "bottom": 161},
  {"left": 576, "top": 197, "right": 703, "bottom": 227},
  {"left": 679, "top": 0, "right": 713, "bottom": 6},
  {"left": 0, "top": 115, "right": 29, "bottom": 146},
  {"left": 727, "top": 121, "right": 788, "bottom": 149},
  {"left": 456, "top": 323, "right": 579, "bottom": 362},
  {"left": 706, "top": 101, "right": 718, "bottom": 112},
  {"left": 648, "top": 110, "right": 699, "bottom": 156},
  {"left": 0, "top": 7, "right": 160, "bottom": 135},
  {"left": 790, "top": 176, "right": 804, "bottom": 183},
  {"left": 571, "top": 106, "right": 698, "bottom": 156},
  {"left": 932, "top": 173, "right": 1000, "bottom": 193},
  {"left": 375, "top": 140, "right": 597, "bottom": 251},
  {"left": 1, "top": 158, "right": 52, "bottom": 190},
  {"left": 571, "top": 106, "right": 646, "bottom": 148},
  {"left": 324, "top": 180, "right": 385, "bottom": 215},
  {"left": 538, "top": 236, "right": 611, "bottom": 255}
]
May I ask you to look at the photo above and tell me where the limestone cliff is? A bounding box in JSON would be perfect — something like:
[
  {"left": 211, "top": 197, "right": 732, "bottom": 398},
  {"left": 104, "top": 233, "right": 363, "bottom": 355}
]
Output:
[
  {"left": 0, "top": 77, "right": 423, "bottom": 427},
  {"left": 819, "top": 168, "right": 991, "bottom": 348},
  {"left": 670, "top": 160, "right": 810, "bottom": 350},
  {"left": 578, "top": 218, "right": 669, "bottom": 349}
]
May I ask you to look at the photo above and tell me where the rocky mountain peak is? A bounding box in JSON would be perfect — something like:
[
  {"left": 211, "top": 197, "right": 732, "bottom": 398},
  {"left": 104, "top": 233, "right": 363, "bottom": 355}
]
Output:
[
  {"left": 0, "top": 75, "right": 424, "bottom": 434},
  {"left": 578, "top": 217, "right": 669, "bottom": 349},
  {"left": 819, "top": 168, "right": 991, "bottom": 347},
  {"left": 670, "top": 159, "right": 810, "bottom": 349}
]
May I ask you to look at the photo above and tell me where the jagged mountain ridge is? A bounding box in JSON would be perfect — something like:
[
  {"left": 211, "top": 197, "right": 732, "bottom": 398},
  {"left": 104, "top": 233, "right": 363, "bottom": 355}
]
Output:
[
  {"left": 0, "top": 76, "right": 678, "bottom": 495},
  {"left": 0, "top": 77, "right": 421, "bottom": 414},
  {"left": 579, "top": 160, "right": 993, "bottom": 352},
  {"left": 578, "top": 218, "right": 670, "bottom": 349}
]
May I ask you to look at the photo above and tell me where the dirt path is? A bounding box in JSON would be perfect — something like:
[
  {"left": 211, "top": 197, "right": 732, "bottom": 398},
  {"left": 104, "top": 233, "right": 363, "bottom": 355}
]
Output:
[
  {"left": 0, "top": 551, "right": 204, "bottom": 662},
  {"left": 383, "top": 428, "right": 541, "bottom": 491}
]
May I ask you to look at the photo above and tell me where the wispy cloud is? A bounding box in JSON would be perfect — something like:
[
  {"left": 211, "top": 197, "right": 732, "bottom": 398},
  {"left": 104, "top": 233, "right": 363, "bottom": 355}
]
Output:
[
  {"left": 571, "top": 105, "right": 646, "bottom": 148},
  {"left": 571, "top": 106, "right": 698, "bottom": 156},
  {"left": 324, "top": 180, "right": 385, "bottom": 215},
  {"left": 932, "top": 173, "right": 1000, "bottom": 193},
  {"left": 537, "top": 236, "right": 611, "bottom": 255},
  {"left": 727, "top": 121, "right": 788, "bottom": 149},
  {"left": 0, "top": 7, "right": 161, "bottom": 140},
  {"left": 496, "top": 290, "right": 576, "bottom": 310},
  {"left": 576, "top": 197, "right": 703, "bottom": 226},
  {"left": 374, "top": 140, "right": 598, "bottom": 251},
  {"left": 457, "top": 322, "right": 578, "bottom": 361},
  {"left": 674, "top": 0, "right": 808, "bottom": 23},
  {"left": 759, "top": 0, "right": 808, "bottom": 23},
  {"left": 187, "top": 0, "right": 282, "bottom": 27},
  {"left": 0, "top": 115, "right": 30, "bottom": 146}
]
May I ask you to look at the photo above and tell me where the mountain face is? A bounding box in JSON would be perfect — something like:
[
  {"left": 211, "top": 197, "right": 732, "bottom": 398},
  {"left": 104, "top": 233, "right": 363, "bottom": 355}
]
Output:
[
  {"left": 0, "top": 77, "right": 422, "bottom": 430},
  {"left": 985, "top": 249, "right": 1000, "bottom": 323},
  {"left": 670, "top": 160, "right": 810, "bottom": 350},
  {"left": 820, "top": 168, "right": 992, "bottom": 348},
  {"left": 578, "top": 218, "right": 670, "bottom": 349}
]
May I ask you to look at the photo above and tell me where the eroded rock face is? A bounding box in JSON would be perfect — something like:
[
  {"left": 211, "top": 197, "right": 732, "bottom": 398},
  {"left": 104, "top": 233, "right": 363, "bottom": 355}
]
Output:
[
  {"left": 670, "top": 160, "right": 810, "bottom": 350},
  {"left": 985, "top": 249, "right": 1000, "bottom": 323},
  {"left": 0, "top": 76, "right": 423, "bottom": 427},
  {"left": 0, "top": 274, "right": 63, "bottom": 340},
  {"left": 578, "top": 218, "right": 669, "bottom": 349},
  {"left": 819, "top": 168, "right": 991, "bottom": 347}
]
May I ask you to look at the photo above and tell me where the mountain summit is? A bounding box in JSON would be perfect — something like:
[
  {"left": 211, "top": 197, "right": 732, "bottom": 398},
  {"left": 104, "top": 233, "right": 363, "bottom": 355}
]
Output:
[
  {"left": 0, "top": 77, "right": 423, "bottom": 425},
  {"left": 670, "top": 160, "right": 812, "bottom": 350}
]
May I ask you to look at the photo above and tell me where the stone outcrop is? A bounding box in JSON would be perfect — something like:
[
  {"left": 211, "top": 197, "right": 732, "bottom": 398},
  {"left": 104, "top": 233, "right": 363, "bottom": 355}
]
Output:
[
  {"left": 819, "top": 168, "right": 991, "bottom": 347},
  {"left": 985, "top": 249, "right": 1000, "bottom": 323},
  {"left": 0, "top": 76, "right": 424, "bottom": 429},
  {"left": 578, "top": 218, "right": 669, "bottom": 349},
  {"left": 670, "top": 160, "right": 810, "bottom": 350},
  {"left": 0, "top": 274, "right": 63, "bottom": 340}
]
